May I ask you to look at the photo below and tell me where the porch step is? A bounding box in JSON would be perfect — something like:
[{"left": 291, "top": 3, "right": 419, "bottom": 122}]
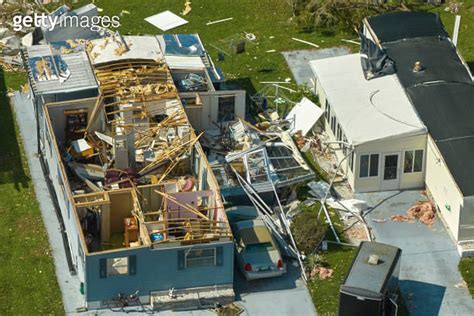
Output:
[{"left": 458, "top": 241, "right": 474, "bottom": 258}]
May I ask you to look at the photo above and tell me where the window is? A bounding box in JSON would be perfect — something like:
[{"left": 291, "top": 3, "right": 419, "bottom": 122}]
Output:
[
  {"left": 100, "top": 256, "right": 136, "bottom": 278},
  {"left": 325, "top": 101, "right": 331, "bottom": 122},
  {"left": 336, "top": 124, "right": 342, "bottom": 141},
  {"left": 107, "top": 257, "right": 129, "bottom": 276},
  {"left": 404, "top": 149, "right": 423, "bottom": 173},
  {"left": 330, "top": 115, "right": 336, "bottom": 135},
  {"left": 348, "top": 151, "right": 354, "bottom": 172},
  {"left": 359, "top": 154, "right": 379, "bottom": 178},
  {"left": 218, "top": 96, "right": 235, "bottom": 122},
  {"left": 246, "top": 150, "right": 269, "bottom": 184},
  {"left": 186, "top": 248, "right": 216, "bottom": 268}
]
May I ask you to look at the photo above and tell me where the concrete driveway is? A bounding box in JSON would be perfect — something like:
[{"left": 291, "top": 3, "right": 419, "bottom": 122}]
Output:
[
  {"left": 234, "top": 258, "right": 316, "bottom": 316},
  {"left": 357, "top": 190, "right": 474, "bottom": 315}
]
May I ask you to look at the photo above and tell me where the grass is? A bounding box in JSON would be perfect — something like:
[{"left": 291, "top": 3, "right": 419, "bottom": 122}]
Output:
[
  {"left": 70, "top": 0, "right": 353, "bottom": 111},
  {"left": 0, "top": 69, "right": 64, "bottom": 314},
  {"left": 459, "top": 258, "right": 474, "bottom": 297}
]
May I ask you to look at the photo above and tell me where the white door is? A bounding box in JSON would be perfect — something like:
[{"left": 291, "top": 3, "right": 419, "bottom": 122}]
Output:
[{"left": 381, "top": 153, "right": 400, "bottom": 191}]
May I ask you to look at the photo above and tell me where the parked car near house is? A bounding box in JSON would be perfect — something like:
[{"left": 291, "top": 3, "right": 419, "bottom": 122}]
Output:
[{"left": 232, "top": 218, "right": 286, "bottom": 280}]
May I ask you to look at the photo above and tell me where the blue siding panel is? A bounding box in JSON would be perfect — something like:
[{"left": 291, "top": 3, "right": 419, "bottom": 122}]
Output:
[{"left": 85, "top": 242, "right": 234, "bottom": 302}]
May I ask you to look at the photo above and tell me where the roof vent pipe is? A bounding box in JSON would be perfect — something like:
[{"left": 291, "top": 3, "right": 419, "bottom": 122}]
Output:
[{"left": 413, "top": 61, "right": 424, "bottom": 73}]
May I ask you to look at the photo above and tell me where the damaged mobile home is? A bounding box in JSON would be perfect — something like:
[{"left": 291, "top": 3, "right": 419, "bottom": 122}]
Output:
[
  {"left": 23, "top": 33, "right": 248, "bottom": 309},
  {"left": 310, "top": 12, "right": 474, "bottom": 256}
]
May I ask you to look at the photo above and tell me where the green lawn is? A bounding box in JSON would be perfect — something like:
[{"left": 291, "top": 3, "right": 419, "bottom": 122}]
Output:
[
  {"left": 459, "top": 258, "right": 474, "bottom": 297},
  {"left": 71, "top": 0, "right": 353, "bottom": 105},
  {"left": 0, "top": 69, "right": 64, "bottom": 314}
]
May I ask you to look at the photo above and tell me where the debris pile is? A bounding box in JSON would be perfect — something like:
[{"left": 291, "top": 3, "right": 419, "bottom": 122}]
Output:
[
  {"left": 310, "top": 266, "right": 333, "bottom": 280},
  {"left": 391, "top": 201, "right": 436, "bottom": 226}
]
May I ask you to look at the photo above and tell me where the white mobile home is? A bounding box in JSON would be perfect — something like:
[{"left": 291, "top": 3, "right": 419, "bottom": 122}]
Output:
[
  {"left": 363, "top": 12, "right": 474, "bottom": 254},
  {"left": 310, "top": 53, "right": 427, "bottom": 193}
]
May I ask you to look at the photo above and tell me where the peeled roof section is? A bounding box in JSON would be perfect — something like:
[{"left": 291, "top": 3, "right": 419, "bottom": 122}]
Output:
[
  {"left": 366, "top": 12, "right": 448, "bottom": 43},
  {"left": 310, "top": 54, "right": 426, "bottom": 146},
  {"left": 26, "top": 45, "right": 97, "bottom": 95}
]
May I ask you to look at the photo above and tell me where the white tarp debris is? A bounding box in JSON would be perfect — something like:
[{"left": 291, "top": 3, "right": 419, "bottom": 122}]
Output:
[
  {"left": 95, "top": 131, "right": 114, "bottom": 146},
  {"left": 285, "top": 97, "right": 323, "bottom": 136},
  {"left": 307, "top": 180, "right": 334, "bottom": 201},
  {"left": 145, "top": 11, "right": 188, "bottom": 31}
]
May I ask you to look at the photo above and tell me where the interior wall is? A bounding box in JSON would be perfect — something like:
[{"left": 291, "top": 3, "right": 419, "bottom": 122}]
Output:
[
  {"left": 46, "top": 98, "right": 98, "bottom": 144},
  {"left": 108, "top": 190, "right": 134, "bottom": 233}
]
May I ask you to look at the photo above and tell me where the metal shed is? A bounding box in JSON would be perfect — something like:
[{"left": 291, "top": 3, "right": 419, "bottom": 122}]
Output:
[{"left": 339, "top": 241, "right": 401, "bottom": 316}]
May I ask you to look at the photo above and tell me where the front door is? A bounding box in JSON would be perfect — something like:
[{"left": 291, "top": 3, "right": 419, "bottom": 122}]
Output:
[{"left": 381, "top": 153, "right": 400, "bottom": 191}]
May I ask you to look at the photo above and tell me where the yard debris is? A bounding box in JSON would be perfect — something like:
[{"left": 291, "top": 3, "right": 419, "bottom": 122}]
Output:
[
  {"left": 182, "top": 0, "right": 192, "bottom": 16},
  {"left": 145, "top": 10, "right": 189, "bottom": 31},
  {"left": 206, "top": 17, "right": 234, "bottom": 26},
  {"left": 391, "top": 201, "right": 436, "bottom": 226},
  {"left": 308, "top": 266, "right": 334, "bottom": 280},
  {"left": 291, "top": 37, "right": 320, "bottom": 48},
  {"left": 211, "top": 302, "right": 244, "bottom": 315}
]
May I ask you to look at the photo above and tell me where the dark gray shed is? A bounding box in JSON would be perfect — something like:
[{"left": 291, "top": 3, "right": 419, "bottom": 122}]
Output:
[{"left": 339, "top": 241, "right": 401, "bottom": 316}]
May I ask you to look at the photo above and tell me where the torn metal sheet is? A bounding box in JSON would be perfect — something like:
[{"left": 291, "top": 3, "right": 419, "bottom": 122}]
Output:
[{"left": 285, "top": 97, "right": 323, "bottom": 136}]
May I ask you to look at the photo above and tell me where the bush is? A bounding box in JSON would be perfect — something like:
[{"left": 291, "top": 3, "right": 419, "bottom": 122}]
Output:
[{"left": 292, "top": 210, "right": 327, "bottom": 254}]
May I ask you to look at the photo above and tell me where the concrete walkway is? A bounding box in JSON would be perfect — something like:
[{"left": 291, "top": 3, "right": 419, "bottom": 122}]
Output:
[
  {"left": 357, "top": 190, "right": 474, "bottom": 316},
  {"left": 282, "top": 48, "right": 350, "bottom": 86}
]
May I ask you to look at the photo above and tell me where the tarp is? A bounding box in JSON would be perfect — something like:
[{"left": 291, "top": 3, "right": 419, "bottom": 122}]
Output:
[
  {"left": 285, "top": 97, "right": 323, "bottom": 136},
  {"left": 359, "top": 32, "right": 394, "bottom": 80}
]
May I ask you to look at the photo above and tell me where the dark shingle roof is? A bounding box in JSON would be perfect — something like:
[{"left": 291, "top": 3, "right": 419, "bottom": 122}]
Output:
[{"left": 366, "top": 12, "right": 448, "bottom": 43}]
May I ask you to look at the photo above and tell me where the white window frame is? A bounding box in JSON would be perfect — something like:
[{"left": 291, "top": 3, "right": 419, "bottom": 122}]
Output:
[
  {"left": 403, "top": 149, "right": 424, "bottom": 174},
  {"left": 359, "top": 153, "right": 379, "bottom": 178}
]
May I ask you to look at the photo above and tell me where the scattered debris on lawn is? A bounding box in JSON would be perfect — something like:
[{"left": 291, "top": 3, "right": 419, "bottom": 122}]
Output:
[
  {"left": 291, "top": 37, "right": 320, "bottom": 48},
  {"left": 206, "top": 17, "right": 234, "bottom": 26},
  {"left": 182, "top": 0, "right": 192, "bottom": 16},
  {"left": 145, "top": 10, "right": 188, "bottom": 31},
  {"left": 211, "top": 302, "right": 244, "bottom": 316},
  {"left": 308, "top": 266, "right": 334, "bottom": 280},
  {"left": 391, "top": 201, "right": 436, "bottom": 226}
]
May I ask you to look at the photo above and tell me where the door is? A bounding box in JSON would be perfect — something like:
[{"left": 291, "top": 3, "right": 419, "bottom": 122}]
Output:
[{"left": 381, "top": 153, "right": 400, "bottom": 191}]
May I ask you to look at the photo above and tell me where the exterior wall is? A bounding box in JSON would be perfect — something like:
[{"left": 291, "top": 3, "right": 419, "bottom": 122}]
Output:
[
  {"left": 85, "top": 241, "right": 234, "bottom": 306},
  {"left": 353, "top": 134, "right": 427, "bottom": 193},
  {"left": 42, "top": 104, "right": 87, "bottom": 290},
  {"left": 315, "top": 74, "right": 427, "bottom": 193},
  {"left": 182, "top": 90, "right": 246, "bottom": 130},
  {"left": 460, "top": 196, "right": 474, "bottom": 242},
  {"left": 425, "top": 136, "right": 462, "bottom": 241}
]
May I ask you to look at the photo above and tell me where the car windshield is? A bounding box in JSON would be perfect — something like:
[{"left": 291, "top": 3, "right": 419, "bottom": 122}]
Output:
[{"left": 245, "top": 242, "right": 274, "bottom": 253}]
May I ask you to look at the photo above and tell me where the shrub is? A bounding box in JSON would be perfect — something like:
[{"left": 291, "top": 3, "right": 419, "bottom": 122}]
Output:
[{"left": 292, "top": 211, "right": 327, "bottom": 254}]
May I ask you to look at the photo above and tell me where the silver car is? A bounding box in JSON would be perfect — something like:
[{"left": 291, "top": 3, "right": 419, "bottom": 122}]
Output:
[{"left": 232, "top": 219, "right": 286, "bottom": 280}]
